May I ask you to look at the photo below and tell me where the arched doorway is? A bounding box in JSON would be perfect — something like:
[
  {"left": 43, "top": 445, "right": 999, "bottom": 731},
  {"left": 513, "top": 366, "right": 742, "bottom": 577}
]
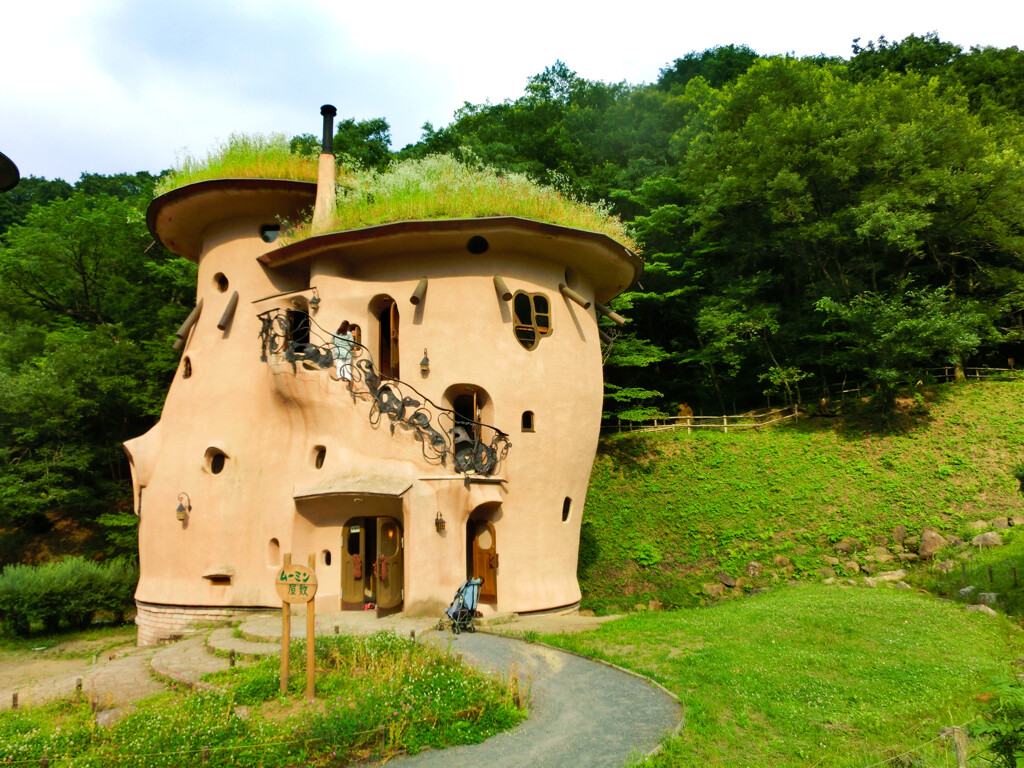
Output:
[
  {"left": 376, "top": 297, "right": 399, "bottom": 378},
  {"left": 467, "top": 506, "right": 499, "bottom": 605}
]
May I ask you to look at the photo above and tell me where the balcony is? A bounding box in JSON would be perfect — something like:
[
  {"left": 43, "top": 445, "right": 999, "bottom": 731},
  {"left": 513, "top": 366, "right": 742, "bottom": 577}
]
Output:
[{"left": 257, "top": 308, "right": 510, "bottom": 476}]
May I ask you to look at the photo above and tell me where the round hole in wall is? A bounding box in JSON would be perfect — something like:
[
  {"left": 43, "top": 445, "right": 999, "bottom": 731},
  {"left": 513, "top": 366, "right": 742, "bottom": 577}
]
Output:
[
  {"left": 182, "top": 357, "right": 192, "bottom": 379},
  {"left": 314, "top": 446, "right": 326, "bottom": 469},
  {"left": 205, "top": 447, "right": 228, "bottom": 474},
  {"left": 322, "top": 549, "right": 332, "bottom": 567},
  {"left": 214, "top": 273, "right": 229, "bottom": 293},
  {"left": 466, "top": 235, "right": 489, "bottom": 255},
  {"left": 268, "top": 538, "right": 280, "bottom": 567},
  {"left": 260, "top": 225, "right": 280, "bottom": 243}
]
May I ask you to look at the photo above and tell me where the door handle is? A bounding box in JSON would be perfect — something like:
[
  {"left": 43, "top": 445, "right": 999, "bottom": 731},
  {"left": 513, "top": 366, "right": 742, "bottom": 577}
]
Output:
[{"left": 378, "top": 554, "right": 388, "bottom": 581}]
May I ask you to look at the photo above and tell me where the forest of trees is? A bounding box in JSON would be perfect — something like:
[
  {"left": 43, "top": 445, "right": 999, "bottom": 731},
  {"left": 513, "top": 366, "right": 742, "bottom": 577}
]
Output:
[{"left": 2, "top": 34, "right": 1023, "bottom": 557}]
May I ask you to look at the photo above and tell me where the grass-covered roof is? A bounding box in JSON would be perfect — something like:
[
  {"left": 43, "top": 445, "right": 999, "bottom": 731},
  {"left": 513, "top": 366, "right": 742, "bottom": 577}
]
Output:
[{"left": 155, "top": 135, "right": 636, "bottom": 251}]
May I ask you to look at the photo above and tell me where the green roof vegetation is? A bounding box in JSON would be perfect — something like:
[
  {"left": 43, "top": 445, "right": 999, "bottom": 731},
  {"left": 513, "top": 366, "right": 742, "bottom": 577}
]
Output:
[
  {"left": 285, "top": 154, "right": 637, "bottom": 251},
  {"left": 153, "top": 133, "right": 320, "bottom": 196}
]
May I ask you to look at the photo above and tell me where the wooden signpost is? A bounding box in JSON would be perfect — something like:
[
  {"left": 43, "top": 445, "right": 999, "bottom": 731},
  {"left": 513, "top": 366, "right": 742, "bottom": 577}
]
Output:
[{"left": 276, "top": 553, "right": 318, "bottom": 700}]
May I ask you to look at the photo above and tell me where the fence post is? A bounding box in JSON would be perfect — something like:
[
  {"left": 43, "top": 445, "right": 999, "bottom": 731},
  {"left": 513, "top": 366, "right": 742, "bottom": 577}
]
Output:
[
  {"left": 953, "top": 727, "right": 968, "bottom": 768},
  {"left": 961, "top": 562, "right": 967, "bottom": 584},
  {"left": 723, "top": 415, "right": 729, "bottom": 434}
]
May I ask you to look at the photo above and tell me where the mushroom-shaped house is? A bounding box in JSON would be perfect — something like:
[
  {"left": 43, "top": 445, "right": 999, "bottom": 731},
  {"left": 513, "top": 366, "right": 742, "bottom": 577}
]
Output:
[{"left": 125, "top": 115, "right": 642, "bottom": 645}]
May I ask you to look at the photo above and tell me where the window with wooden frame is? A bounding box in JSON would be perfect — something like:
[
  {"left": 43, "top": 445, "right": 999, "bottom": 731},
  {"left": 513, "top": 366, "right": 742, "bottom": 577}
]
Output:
[{"left": 512, "top": 291, "right": 551, "bottom": 350}]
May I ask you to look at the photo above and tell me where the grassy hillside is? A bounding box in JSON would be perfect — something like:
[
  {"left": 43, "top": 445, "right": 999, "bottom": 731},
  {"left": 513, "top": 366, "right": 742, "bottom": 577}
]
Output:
[{"left": 580, "top": 381, "right": 1024, "bottom": 611}]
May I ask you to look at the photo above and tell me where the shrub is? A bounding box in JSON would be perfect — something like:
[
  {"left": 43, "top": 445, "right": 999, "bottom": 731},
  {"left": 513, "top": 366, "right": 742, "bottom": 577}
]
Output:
[{"left": 0, "top": 557, "right": 139, "bottom": 636}]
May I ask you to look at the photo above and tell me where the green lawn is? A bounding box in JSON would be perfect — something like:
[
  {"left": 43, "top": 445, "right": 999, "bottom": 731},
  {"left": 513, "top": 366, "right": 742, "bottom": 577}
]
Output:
[{"left": 545, "top": 585, "right": 1022, "bottom": 767}]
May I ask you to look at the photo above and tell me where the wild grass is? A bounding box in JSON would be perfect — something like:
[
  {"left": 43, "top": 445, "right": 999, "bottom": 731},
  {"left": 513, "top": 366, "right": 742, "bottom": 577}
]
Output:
[
  {"left": 154, "top": 133, "right": 320, "bottom": 196},
  {"left": 580, "top": 381, "right": 1024, "bottom": 613},
  {"left": 282, "top": 154, "right": 637, "bottom": 250},
  {"left": 544, "top": 585, "right": 1023, "bottom": 767},
  {"left": 0, "top": 632, "right": 525, "bottom": 767}
]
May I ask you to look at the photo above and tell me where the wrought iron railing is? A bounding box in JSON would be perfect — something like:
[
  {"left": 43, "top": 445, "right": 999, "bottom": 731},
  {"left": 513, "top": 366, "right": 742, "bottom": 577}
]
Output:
[{"left": 257, "top": 308, "right": 510, "bottom": 476}]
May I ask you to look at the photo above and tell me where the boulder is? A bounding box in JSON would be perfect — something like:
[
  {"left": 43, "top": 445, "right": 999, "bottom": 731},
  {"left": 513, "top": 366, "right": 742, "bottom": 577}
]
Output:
[
  {"left": 876, "top": 569, "right": 907, "bottom": 582},
  {"left": 1011, "top": 516, "right": 1024, "bottom": 527},
  {"left": 965, "top": 604, "right": 998, "bottom": 617},
  {"left": 861, "top": 577, "right": 878, "bottom": 588},
  {"left": 904, "top": 536, "right": 920, "bottom": 553},
  {"left": 991, "top": 517, "right": 1011, "bottom": 530},
  {"left": 823, "top": 555, "right": 840, "bottom": 566},
  {"left": 869, "top": 546, "right": 895, "bottom": 563},
  {"left": 958, "top": 586, "right": 976, "bottom": 599},
  {"left": 703, "top": 582, "right": 726, "bottom": 597},
  {"left": 872, "top": 534, "right": 888, "bottom": 546},
  {"left": 979, "top": 592, "right": 999, "bottom": 605},
  {"left": 919, "top": 529, "right": 948, "bottom": 559},
  {"left": 947, "top": 535, "right": 965, "bottom": 547},
  {"left": 745, "top": 561, "right": 764, "bottom": 578},
  {"left": 834, "top": 538, "right": 857, "bottom": 554},
  {"left": 891, "top": 524, "right": 907, "bottom": 543},
  {"left": 966, "top": 520, "right": 989, "bottom": 531},
  {"left": 716, "top": 571, "right": 737, "bottom": 588},
  {"left": 773, "top": 555, "right": 792, "bottom": 568},
  {"left": 861, "top": 562, "right": 879, "bottom": 574},
  {"left": 843, "top": 561, "right": 861, "bottom": 574},
  {"left": 898, "top": 553, "right": 919, "bottom": 563},
  {"left": 972, "top": 532, "right": 1004, "bottom": 548},
  {"left": 648, "top": 598, "right": 665, "bottom": 612},
  {"left": 817, "top": 567, "right": 836, "bottom": 579},
  {"left": 823, "top": 577, "right": 836, "bottom": 585},
  {"left": 894, "top": 581, "right": 912, "bottom": 590}
]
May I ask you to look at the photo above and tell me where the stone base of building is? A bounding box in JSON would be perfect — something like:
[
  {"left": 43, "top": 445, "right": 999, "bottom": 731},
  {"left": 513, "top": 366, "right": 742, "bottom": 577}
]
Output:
[{"left": 135, "top": 601, "right": 272, "bottom": 647}]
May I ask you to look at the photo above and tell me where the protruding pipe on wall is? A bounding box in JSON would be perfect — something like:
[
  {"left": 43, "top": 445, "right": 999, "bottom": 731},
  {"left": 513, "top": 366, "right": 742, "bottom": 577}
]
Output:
[
  {"left": 493, "top": 275, "right": 512, "bottom": 302},
  {"left": 410, "top": 277, "right": 428, "bottom": 305},
  {"left": 595, "top": 302, "right": 626, "bottom": 326},
  {"left": 599, "top": 328, "right": 614, "bottom": 345},
  {"left": 559, "top": 283, "right": 591, "bottom": 310},
  {"left": 217, "top": 291, "right": 239, "bottom": 331},
  {"left": 174, "top": 299, "right": 203, "bottom": 348}
]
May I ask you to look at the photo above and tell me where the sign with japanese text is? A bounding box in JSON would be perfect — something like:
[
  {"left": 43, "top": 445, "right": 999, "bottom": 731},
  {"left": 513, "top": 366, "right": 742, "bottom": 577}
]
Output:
[{"left": 275, "top": 564, "right": 318, "bottom": 604}]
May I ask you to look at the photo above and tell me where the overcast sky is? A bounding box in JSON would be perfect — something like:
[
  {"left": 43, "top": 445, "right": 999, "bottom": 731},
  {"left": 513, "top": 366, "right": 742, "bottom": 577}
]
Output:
[{"left": 2, "top": 0, "right": 1022, "bottom": 183}]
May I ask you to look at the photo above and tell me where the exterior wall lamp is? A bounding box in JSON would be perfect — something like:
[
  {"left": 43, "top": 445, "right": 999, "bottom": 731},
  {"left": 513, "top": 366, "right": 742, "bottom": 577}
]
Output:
[
  {"left": 176, "top": 492, "right": 192, "bottom": 521},
  {"left": 434, "top": 511, "right": 446, "bottom": 533},
  {"left": 420, "top": 349, "right": 430, "bottom": 377},
  {"left": 309, "top": 287, "right": 321, "bottom": 314}
]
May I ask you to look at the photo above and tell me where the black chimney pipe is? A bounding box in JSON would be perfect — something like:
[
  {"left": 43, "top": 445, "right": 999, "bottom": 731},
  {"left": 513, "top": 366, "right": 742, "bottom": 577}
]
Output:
[{"left": 320, "top": 105, "right": 337, "bottom": 154}]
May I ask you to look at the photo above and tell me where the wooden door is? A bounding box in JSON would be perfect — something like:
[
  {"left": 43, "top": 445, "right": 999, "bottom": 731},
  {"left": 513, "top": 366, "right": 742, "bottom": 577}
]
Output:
[
  {"left": 471, "top": 521, "right": 497, "bottom": 604},
  {"left": 341, "top": 521, "right": 366, "bottom": 610},
  {"left": 389, "top": 301, "right": 400, "bottom": 379},
  {"left": 375, "top": 517, "right": 404, "bottom": 616}
]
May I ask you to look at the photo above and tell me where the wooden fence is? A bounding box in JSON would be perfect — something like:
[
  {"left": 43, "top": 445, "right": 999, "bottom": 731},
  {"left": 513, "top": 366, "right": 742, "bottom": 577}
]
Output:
[
  {"left": 602, "top": 405, "right": 800, "bottom": 434},
  {"left": 604, "top": 366, "right": 1022, "bottom": 435}
]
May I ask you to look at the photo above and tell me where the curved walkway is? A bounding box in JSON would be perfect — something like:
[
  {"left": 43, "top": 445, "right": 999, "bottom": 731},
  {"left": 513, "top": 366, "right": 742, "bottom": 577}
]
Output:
[{"left": 399, "top": 631, "right": 682, "bottom": 768}]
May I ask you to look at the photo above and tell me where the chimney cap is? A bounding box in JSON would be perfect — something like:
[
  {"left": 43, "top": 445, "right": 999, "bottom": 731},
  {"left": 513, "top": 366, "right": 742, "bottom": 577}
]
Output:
[{"left": 320, "top": 104, "right": 337, "bottom": 117}]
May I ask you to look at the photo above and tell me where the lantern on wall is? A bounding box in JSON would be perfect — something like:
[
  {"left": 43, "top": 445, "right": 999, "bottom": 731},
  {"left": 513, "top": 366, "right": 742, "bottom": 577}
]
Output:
[{"left": 434, "top": 510, "right": 446, "bottom": 533}]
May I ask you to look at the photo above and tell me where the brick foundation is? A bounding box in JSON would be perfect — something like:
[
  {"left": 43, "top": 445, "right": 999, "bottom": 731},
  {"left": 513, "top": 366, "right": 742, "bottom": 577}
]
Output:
[{"left": 135, "top": 601, "right": 271, "bottom": 646}]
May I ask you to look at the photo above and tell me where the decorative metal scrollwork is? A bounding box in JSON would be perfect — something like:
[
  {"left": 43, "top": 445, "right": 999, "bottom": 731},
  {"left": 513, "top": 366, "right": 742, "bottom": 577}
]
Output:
[{"left": 257, "top": 308, "right": 511, "bottom": 476}]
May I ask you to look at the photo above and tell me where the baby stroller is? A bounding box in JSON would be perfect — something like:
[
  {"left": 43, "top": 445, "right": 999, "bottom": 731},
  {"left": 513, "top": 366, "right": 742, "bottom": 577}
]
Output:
[{"left": 437, "top": 578, "right": 483, "bottom": 634}]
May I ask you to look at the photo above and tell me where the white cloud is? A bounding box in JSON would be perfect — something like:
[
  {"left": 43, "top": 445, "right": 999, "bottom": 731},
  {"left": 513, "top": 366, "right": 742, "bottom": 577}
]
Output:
[{"left": 1, "top": 0, "right": 1022, "bottom": 181}]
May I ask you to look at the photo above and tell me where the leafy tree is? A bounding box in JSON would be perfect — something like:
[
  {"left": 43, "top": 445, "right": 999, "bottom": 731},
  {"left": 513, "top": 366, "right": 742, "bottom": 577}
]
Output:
[
  {"left": 816, "top": 285, "right": 991, "bottom": 406},
  {"left": 657, "top": 44, "right": 761, "bottom": 90}
]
